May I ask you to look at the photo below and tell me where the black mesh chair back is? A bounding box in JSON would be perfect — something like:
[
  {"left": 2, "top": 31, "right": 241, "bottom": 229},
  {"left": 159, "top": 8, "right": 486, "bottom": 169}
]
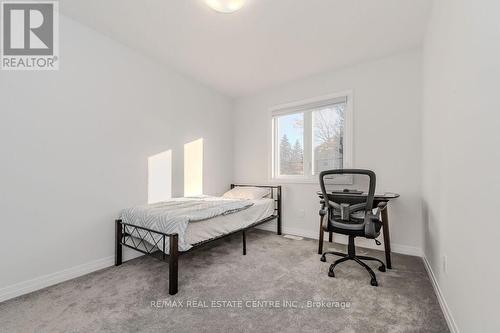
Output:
[{"left": 319, "top": 169, "right": 380, "bottom": 239}]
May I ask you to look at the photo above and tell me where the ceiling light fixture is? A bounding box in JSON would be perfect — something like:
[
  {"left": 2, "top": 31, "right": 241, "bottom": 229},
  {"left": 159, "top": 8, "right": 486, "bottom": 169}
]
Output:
[{"left": 205, "top": 0, "right": 246, "bottom": 13}]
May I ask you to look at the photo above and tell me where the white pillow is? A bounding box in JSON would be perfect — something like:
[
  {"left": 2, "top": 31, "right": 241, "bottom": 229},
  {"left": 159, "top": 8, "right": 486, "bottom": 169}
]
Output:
[{"left": 222, "top": 186, "right": 271, "bottom": 200}]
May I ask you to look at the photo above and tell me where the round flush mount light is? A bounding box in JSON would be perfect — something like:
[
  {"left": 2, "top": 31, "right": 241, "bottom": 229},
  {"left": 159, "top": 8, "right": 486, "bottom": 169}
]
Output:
[{"left": 205, "top": 0, "right": 246, "bottom": 13}]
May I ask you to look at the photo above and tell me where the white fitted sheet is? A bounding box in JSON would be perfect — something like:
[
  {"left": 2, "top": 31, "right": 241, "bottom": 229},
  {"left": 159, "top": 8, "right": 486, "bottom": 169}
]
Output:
[{"left": 185, "top": 198, "right": 275, "bottom": 245}]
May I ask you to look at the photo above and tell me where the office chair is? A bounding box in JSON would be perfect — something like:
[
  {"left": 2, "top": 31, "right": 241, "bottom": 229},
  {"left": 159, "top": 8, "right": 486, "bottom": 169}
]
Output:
[{"left": 319, "top": 169, "right": 386, "bottom": 286}]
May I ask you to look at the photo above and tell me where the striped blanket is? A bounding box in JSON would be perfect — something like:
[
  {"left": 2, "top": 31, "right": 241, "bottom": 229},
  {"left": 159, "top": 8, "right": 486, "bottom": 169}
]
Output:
[{"left": 120, "top": 196, "right": 254, "bottom": 252}]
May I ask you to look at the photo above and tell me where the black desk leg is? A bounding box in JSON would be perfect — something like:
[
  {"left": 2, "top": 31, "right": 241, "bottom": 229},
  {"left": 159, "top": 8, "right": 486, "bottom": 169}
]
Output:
[
  {"left": 381, "top": 209, "right": 392, "bottom": 269},
  {"left": 318, "top": 215, "right": 324, "bottom": 254},
  {"left": 329, "top": 232, "right": 333, "bottom": 243}
]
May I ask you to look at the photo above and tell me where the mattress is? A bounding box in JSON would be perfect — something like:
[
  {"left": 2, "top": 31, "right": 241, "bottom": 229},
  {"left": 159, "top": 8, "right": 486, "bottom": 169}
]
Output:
[{"left": 185, "top": 198, "right": 275, "bottom": 245}]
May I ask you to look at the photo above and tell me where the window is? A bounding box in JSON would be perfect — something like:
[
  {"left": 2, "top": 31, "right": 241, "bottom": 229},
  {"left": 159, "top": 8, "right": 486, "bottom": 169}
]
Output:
[{"left": 271, "top": 92, "right": 352, "bottom": 183}]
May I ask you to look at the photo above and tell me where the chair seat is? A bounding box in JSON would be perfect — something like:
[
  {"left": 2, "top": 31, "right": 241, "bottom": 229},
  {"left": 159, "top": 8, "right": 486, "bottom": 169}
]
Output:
[
  {"left": 331, "top": 220, "right": 365, "bottom": 231},
  {"left": 325, "top": 216, "right": 383, "bottom": 238}
]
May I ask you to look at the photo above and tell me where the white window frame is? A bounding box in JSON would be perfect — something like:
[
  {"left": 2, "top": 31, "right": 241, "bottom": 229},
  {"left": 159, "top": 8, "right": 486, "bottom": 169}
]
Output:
[{"left": 269, "top": 90, "right": 353, "bottom": 184}]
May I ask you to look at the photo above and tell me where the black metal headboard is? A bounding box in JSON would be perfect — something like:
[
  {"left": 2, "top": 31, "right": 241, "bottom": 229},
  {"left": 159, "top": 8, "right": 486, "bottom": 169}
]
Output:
[{"left": 230, "top": 184, "right": 282, "bottom": 235}]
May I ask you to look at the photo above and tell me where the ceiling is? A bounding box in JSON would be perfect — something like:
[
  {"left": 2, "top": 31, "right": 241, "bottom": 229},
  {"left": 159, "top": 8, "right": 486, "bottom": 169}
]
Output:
[{"left": 60, "top": 0, "right": 432, "bottom": 98}]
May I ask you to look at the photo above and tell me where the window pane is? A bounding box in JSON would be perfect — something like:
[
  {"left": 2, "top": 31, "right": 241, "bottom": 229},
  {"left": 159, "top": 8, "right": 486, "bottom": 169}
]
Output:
[
  {"left": 312, "top": 103, "right": 346, "bottom": 174},
  {"left": 277, "top": 113, "right": 304, "bottom": 175}
]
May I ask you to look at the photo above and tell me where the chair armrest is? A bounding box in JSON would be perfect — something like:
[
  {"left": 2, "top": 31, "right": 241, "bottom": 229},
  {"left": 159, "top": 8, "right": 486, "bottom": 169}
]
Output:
[
  {"left": 374, "top": 202, "right": 388, "bottom": 217},
  {"left": 364, "top": 213, "right": 381, "bottom": 239},
  {"left": 319, "top": 199, "right": 327, "bottom": 216},
  {"left": 377, "top": 202, "right": 388, "bottom": 210}
]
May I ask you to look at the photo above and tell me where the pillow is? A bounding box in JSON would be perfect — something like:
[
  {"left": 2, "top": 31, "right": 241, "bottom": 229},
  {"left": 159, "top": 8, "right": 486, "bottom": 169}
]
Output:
[{"left": 222, "top": 186, "right": 271, "bottom": 200}]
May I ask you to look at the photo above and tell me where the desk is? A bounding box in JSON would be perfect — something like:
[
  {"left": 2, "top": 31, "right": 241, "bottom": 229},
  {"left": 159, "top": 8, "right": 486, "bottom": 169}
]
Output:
[{"left": 317, "top": 191, "right": 400, "bottom": 269}]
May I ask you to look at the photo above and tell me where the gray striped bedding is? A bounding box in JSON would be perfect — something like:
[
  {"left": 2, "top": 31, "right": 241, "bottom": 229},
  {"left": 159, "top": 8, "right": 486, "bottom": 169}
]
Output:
[{"left": 120, "top": 196, "right": 254, "bottom": 252}]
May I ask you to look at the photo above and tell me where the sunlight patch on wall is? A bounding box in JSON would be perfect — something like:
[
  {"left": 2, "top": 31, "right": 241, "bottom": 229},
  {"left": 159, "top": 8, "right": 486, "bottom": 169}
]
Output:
[
  {"left": 184, "top": 138, "right": 203, "bottom": 196},
  {"left": 148, "top": 150, "right": 172, "bottom": 204}
]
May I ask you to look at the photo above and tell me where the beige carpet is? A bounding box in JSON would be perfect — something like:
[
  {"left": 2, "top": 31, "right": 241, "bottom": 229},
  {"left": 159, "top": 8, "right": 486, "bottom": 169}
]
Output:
[{"left": 0, "top": 230, "right": 449, "bottom": 332}]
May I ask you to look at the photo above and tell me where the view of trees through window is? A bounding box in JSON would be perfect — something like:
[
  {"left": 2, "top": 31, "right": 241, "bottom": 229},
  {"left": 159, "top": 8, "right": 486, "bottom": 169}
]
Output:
[
  {"left": 278, "top": 113, "right": 304, "bottom": 175},
  {"left": 313, "top": 103, "right": 345, "bottom": 174},
  {"left": 276, "top": 102, "right": 345, "bottom": 176}
]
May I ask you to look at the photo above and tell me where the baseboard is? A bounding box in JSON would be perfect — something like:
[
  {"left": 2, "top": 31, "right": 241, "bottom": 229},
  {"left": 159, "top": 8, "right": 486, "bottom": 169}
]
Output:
[
  {"left": 257, "top": 223, "right": 422, "bottom": 257},
  {"left": 422, "top": 256, "right": 459, "bottom": 333},
  {"left": 0, "top": 251, "right": 142, "bottom": 303}
]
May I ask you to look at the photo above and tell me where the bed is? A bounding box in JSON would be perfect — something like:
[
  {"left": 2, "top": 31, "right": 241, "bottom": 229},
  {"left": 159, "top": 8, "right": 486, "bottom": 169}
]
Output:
[{"left": 115, "top": 184, "right": 282, "bottom": 295}]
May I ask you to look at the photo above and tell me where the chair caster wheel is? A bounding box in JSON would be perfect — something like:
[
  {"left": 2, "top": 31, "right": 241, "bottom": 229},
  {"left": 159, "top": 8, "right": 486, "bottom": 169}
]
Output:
[
  {"left": 370, "top": 279, "right": 378, "bottom": 286},
  {"left": 320, "top": 256, "right": 326, "bottom": 262},
  {"left": 328, "top": 271, "right": 335, "bottom": 278},
  {"left": 378, "top": 266, "right": 386, "bottom": 272}
]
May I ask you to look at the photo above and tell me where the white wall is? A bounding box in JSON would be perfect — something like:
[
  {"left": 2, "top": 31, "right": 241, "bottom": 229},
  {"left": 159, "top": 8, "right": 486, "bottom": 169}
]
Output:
[
  {"left": 0, "top": 16, "right": 233, "bottom": 295},
  {"left": 422, "top": 1, "right": 500, "bottom": 332},
  {"left": 233, "top": 50, "right": 423, "bottom": 254}
]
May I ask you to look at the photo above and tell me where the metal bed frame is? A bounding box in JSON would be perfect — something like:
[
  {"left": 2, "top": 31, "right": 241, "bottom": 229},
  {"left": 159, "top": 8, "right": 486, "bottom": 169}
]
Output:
[{"left": 115, "top": 184, "right": 282, "bottom": 295}]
